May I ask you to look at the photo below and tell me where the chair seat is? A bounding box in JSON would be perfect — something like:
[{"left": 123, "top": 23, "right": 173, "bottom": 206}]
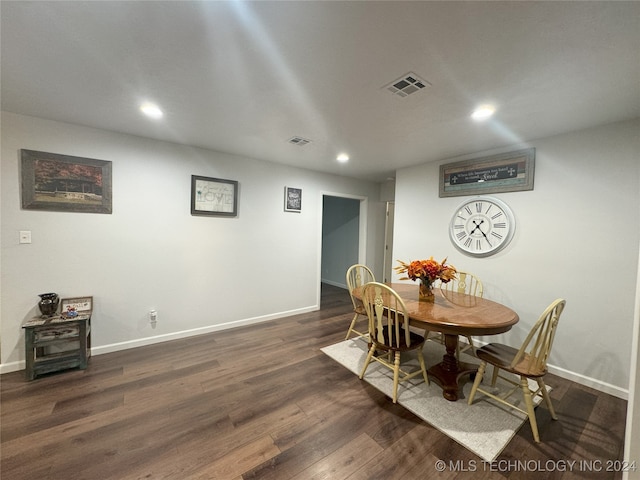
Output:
[
  {"left": 477, "top": 343, "right": 547, "bottom": 377},
  {"left": 354, "top": 305, "right": 367, "bottom": 315},
  {"left": 372, "top": 330, "right": 426, "bottom": 353}
]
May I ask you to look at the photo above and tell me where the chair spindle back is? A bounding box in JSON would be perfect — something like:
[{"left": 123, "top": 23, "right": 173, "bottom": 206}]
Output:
[
  {"left": 511, "top": 298, "right": 566, "bottom": 374},
  {"left": 346, "top": 264, "right": 375, "bottom": 311},
  {"left": 362, "top": 282, "right": 412, "bottom": 349},
  {"left": 440, "top": 271, "right": 484, "bottom": 298}
]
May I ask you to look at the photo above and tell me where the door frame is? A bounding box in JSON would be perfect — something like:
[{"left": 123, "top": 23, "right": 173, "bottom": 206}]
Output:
[{"left": 318, "top": 191, "right": 368, "bottom": 303}]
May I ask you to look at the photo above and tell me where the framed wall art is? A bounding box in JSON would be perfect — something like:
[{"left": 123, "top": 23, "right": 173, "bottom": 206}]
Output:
[
  {"left": 191, "top": 175, "right": 238, "bottom": 217},
  {"left": 284, "top": 186, "right": 302, "bottom": 212},
  {"left": 21, "top": 149, "right": 112, "bottom": 213},
  {"left": 439, "top": 148, "right": 535, "bottom": 197},
  {"left": 60, "top": 296, "right": 93, "bottom": 319}
]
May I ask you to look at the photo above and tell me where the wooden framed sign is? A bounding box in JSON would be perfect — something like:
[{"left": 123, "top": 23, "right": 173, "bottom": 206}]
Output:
[{"left": 439, "top": 148, "right": 535, "bottom": 197}]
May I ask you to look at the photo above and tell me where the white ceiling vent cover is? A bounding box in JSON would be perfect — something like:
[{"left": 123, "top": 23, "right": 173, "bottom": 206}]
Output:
[
  {"left": 288, "top": 136, "right": 312, "bottom": 146},
  {"left": 384, "top": 72, "right": 431, "bottom": 98}
]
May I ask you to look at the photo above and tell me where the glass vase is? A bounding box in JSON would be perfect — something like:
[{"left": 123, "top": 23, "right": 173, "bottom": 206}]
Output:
[{"left": 418, "top": 280, "right": 435, "bottom": 302}]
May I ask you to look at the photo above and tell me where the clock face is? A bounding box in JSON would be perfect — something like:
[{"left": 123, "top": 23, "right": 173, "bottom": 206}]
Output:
[{"left": 449, "top": 196, "right": 515, "bottom": 257}]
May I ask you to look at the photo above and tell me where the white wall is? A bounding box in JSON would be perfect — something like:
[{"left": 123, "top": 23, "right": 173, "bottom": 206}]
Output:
[
  {"left": 0, "top": 112, "right": 385, "bottom": 370},
  {"left": 393, "top": 119, "right": 640, "bottom": 397}
]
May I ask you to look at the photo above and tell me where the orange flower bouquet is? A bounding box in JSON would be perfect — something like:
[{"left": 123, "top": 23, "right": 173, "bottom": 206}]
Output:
[{"left": 394, "top": 257, "right": 457, "bottom": 301}]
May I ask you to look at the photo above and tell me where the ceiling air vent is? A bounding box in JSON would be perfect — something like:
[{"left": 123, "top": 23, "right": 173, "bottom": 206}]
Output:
[
  {"left": 288, "top": 136, "right": 312, "bottom": 146},
  {"left": 384, "top": 72, "right": 431, "bottom": 98}
]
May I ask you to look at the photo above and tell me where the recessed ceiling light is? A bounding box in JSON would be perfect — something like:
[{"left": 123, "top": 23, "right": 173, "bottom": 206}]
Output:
[
  {"left": 337, "top": 153, "right": 350, "bottom": 163},
  {"left": 140, "top": 102, "right": 163, "bottom": 119},
  {"left": 471, "top": 104, "right": 496, "bottom": 121}
]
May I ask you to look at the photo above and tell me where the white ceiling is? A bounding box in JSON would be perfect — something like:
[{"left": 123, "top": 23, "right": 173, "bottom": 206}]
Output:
[{"left": 2, "top": 1, "right": 639, "bottom": 182}]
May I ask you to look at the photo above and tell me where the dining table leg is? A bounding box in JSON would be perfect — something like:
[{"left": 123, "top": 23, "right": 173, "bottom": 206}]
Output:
[{"left": 427, "top": 333, "right": 477, "bottom": 401}]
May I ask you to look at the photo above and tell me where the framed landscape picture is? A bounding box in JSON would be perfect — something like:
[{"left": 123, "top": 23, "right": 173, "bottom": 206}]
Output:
[
  {"left": 191, "top": 175, "right": 238, "bottom": 217},
  {"left": 21, "top": 149, "right": 112, "bottom": 213}
]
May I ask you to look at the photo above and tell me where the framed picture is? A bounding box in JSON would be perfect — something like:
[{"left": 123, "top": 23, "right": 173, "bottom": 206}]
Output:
[
  {"left": 21, "top": 149, "right": 112, "bottom": 213},
  {"left": 284, "top": 186, "right": 302, "bottom": 212},
  {"left": 191, "top": 175, "right": 238, "bottom": 217},
  {"left": 61, "top": 296, "right": 93, "bottom": 317},
  {"left": 439, "top": 148, "right": 535, "bottom": 197}
]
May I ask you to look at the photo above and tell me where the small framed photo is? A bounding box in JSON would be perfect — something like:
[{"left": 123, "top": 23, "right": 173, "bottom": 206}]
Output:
[
  {"left": 191, "top": 175, "right": 238, "bottom": 217},
  {"left": 61, "top": 296, "right": 93, "bottom": 318},
  {"left": 21, "top": 149, "right": 112, "bottom": 214},
  {"left": 284, "top": 186, "right": 302, "bottom": 212}
]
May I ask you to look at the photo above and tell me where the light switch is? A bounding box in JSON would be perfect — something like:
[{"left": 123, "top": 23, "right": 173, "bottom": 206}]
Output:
[{"left": 19, "top": 231, "right": 32, "bottom": 244}]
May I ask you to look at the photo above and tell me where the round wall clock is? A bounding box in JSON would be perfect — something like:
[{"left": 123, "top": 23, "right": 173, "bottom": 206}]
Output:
[{"left": 449, "top": 196, "right": 515, "bottom": 257}]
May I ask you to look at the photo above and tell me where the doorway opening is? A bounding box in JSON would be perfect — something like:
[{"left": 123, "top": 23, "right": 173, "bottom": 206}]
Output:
[{"left": 319, "top": 193, "right": 368, "bottom": 303}]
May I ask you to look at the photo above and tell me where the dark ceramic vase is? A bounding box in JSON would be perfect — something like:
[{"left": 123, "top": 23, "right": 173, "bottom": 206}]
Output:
[{"left": 38, "top": 292, "right": 59, "bottom": 317}]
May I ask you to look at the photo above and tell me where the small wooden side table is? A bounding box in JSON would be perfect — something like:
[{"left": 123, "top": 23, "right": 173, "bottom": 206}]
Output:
[{"left": 22, "top": 314, "right": 91, "bottom": 380}]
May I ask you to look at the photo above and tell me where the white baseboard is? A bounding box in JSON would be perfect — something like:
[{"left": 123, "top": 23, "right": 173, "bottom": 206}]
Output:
[
  {"left": 0, "top": 360, "right": 23, "bottom": 374},
  {"left": 1, "top": 308, "right": 630, "bottom": 401},
  {"left": 547, "top": 364, "right": 628, "bottom": 400},
  {"left": 0, "top": 304, "right": 319, "bottom": 375},
  {"left": 92, "top": 304, "right": 318, "bottom": 356}
]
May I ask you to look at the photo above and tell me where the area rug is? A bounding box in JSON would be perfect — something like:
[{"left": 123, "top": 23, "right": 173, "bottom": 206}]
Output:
[{"left": 321, "top": 337, "right": 546, "bottom": 462}]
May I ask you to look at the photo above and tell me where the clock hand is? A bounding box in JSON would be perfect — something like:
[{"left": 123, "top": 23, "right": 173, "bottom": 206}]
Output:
[
  {"left": 470, "top": 219, "right": 484, "bottom": 234},
  {"left": 477, "top": 225, "right": 492, "bottom": 246},
  {"left": 470, "top": 219, "right": 493, "bottom": 246}
]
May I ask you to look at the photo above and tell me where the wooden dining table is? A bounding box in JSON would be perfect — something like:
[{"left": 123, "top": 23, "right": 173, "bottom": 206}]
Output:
[{"left": 353, "top": 282, "right": 519, "bottom": 401}]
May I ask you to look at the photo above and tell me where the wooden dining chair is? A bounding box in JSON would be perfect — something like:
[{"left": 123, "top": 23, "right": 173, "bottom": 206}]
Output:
[
  {"left": 345, "top": 264, "right": 375, "bottom": 340},
  {"left": 467, "top": 298, "right": 566, "bottom": 443},
  {"left": 426, "top": 271, "right": 484, "bottom": 357},
  {"left": 359, "top": 282, "right": 429, "bottom": 403}
]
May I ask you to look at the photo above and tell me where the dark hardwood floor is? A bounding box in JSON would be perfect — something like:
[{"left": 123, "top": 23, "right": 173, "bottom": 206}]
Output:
[{"left": 1, "top": 284, "right": 627, "bottom": 479}]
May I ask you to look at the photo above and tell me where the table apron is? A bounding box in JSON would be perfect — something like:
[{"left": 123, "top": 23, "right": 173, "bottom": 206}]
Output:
[{"left": 417, "top": 323, "right": 513, "bottom": 336}]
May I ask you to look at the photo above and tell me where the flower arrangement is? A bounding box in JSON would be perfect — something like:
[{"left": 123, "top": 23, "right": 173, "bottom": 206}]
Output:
[{"left": 394, "top": 257, "right": 457, "bottom": 288}]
